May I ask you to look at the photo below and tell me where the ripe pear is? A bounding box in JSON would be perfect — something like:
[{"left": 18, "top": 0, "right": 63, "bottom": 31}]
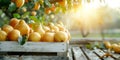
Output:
[
  {"left": 103, "top": 41, "right": 112, "bottom": 49},
  {"left": 9, "top": 18, "right": 20, "bottom": 28},
  {"left": 15, "top": 20, "right": 30, "bottom": 36},
  {"left": 7, "top": 29, "right": 21, "bottom": 41},
  {"left": 31, "top": 11, "right": 37, "bottom": 16},
  {"left": 112, "top": 44, "right": 120, "bottom": 53},
  {"left": 112, "top": 44, "right": 118, "bottom": 49},
  {"left": 42, "top": 32, "right": 55, "bottom": 42},
  {"left": 57, "top": 21, "right": 64, "bottom": 26},
  {"left": 52, "top": 26, "right": 59, "bottom": 32},
  {"left": 48, "top": 22, "right": 54, "bottom": 27},
  {"left": 2, "top": 24, "right": 13, "bottom": 34},
  {"left": 29, "top": 28, "right": 34, "bottom": 33},
  {"left": 56, "top": 24, "right": 65, "bottom": 31},
  {"left": 28, "top": 32, "right": 41, "bottom": 42},
  {"left": 22, "top": 7, "right": 27, "bottom": 12},
  {"left": 43, "top": 26, "right": 50, "bottom": 32},
  {"left": 48, "top": 22, "right": 54, "bottom": 30},
  {"left": 54, "top": 31, "right": 68, "bottom": 42},
  {"left": 65, "top": 29, "right": 71, "bottom": 40},
  {"left": 34, "top": 24, "right": 45, "bottom": 37},
  {"left": 0, "top": 30, "right": 7, "bottom": 41}
]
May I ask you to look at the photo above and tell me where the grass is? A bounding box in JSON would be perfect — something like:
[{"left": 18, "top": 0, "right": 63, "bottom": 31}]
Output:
[{"left": 71, "top": 33, "right": 120, "bottom": 38}]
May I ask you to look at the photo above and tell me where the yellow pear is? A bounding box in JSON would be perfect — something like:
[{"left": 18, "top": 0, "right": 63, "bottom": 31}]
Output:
[
  {"left": 43, "top": 25, "right": 50, "bottom": 32},
  {"left": 2, "top": 24, "right": 13, "bottom": 34},
  {"left": 54, "top": 31, "right": 68, "bottom": 42},
  {"left": 34, "top": 24, "right": 45, "bottom": 37},
  {"left": 9, "top": 18, "right": 20, "bottom": 28},
  {"left": 15, "top": 20, "right": 30, "bottom": 36},
  {"left": 15, "top": 0, "right": 25, "bottom": 8},
  {"left": 65, "top": 29, "right": 71, "bottom": 40},
  {"left": 31, "top": 11, "right": 37, "bottom": 16},
  {"left": 112, "top": 44, "right": 120, "bottom": 53},
  {"left": 28, "top": 32, "right": 41, "bottom": 42},
  {"left": 103, "top": 41, "right": 112, "bottom": 49},
  {"left": 48, "top": 22, "right": 54, "bottom": 28},
  {"left": 48, "top": 23, "right": 59, "bottom": 32},
  {"left": 48, "top": 22, "right": 55, "bottom": 30},
  {"left": 57, "top": 21, "right": 64, "bottom": 26},
  {"left": 7, "top": 29, "right": 21, "bottom": 41},
  {"left": 0, "top": 30, "right": 7, "bottom": 41},
  {"left": 52, "top": 26, "right": 59, "bottom": 32},
  {"left": 29, "top": 28, "right": 34, "bottom": 33},
  {"left": 56, "top": 24, "right": 65, "bottom": 31},
  {"left": 42, "top": 32, "right": 55, "bottom": 42},
  {"left": 112, "top": 44, "right": 118, "bottom": 49}
]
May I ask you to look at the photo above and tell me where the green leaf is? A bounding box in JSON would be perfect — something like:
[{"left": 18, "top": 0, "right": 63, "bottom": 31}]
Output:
[
  {"left": 18, "top": 35, "right": 27, "bottom": 45},
  {"left": 40, "top": 16, "right": 45, "bottom": 24},
  {"left": 0, "top": 0, "right": 11, "bottom": 7},
  {"left": 85, "top": 44, "right": 92, "bottom": 49},
  {"left": 26, "top": 1, "right": 34, "bottom": 10},
  {"left": 13, "top": 13, "right": 20, "bottom": 18},
  {"left": 99, "top": 42, "right": 106, "bottom": 49},
  {"left": 39, "top": 0, "right": 44, "bottom": 5},
  {"left": 0, "top": 9, "right": 3, "bottom": 15},
  {"left": 8, "top": 2, "right": 16, "bottom": 12},
  {"left": 21, "top": 12, "right": 30, "bottom": 19},
  {"left": 61, "top": 7, "right": 67, "bottom": 13},
  {"left": 30, "top": 16, "right": 40, "bottom": 23},
  {"left": 44, "top": 0, "right": 51, "bottom": 7},
  {"left": 55, "top": 7, "right": 61, "bottom": 13}
]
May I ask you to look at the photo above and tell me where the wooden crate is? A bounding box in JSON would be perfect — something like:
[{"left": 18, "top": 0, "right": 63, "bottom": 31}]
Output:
[
  {"left": 0, "top": 55, "right": 19, "bottom": 60},
  {"left": 0, "top": 55, "right": 68, "bottom": 60},
  {"left": 0, "top": 41, "right": 69, "bottom": 60}
]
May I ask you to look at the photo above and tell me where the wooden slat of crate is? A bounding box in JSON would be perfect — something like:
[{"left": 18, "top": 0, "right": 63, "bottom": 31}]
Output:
[
  {"left": 72, "top": 47, "right": 87, "bottom": 60},
  {"left": 0, "top": 41, "right": 67, "bottom": 53},
  {"left": 68, "top": 48, "right": 73, "bottom": 60},
  {"left": 0, "top": 55, "right": 19, "bottom": 60},
  {"left": 93, "top": 49, "right": 114, "bottom": 60},
  {"left": 21, "top": 56, "right": 68, "bottom": 60},
  {"left": 81, "top": 47, "right": 101, "bottom": 60}
]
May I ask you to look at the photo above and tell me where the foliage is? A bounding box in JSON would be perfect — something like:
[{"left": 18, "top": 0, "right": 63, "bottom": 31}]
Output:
[
  {"left": 0, "top": 0, "right": 78, "bottom": 26},
  {"left": 85, "top": 42, "right": 105, "bottom": 50},
  {"left": 18, "top": 35, "right": 28, "bottom": 45}
]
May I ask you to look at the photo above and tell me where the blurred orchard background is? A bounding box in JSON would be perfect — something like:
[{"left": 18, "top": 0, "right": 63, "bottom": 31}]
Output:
[
  {"left": 0, "top": 0, "right": 120, "bottom": 40},
  {"left": 55, "top": 0, "right": 120, "bottom": 40}
]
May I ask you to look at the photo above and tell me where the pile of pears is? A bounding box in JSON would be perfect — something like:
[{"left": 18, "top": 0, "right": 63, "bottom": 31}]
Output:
[
  {"left": 104, "top": 41, "right": 120, "bottom": 53},
  {"left": 0, "top": 18, "right": 71, "bottom": 42}
]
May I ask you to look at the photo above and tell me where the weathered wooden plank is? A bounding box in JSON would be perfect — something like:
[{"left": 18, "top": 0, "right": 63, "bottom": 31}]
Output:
[
  {"left": 57, "top": 41, "right": 69, "bottom": 56},
  {"left": 72, "top": 47, "right": 87, "bottom": 60},
  {"left": 93, "top": 49, "right": 114, "bottom": 60},
  {"left": 81, "top": 47, "right": 101, "bottom": 60},
  {"left": 0, "top": 41, "right": 67, "bottom": 52},
  {"left": 21, "top": 56, "right": 68, "bottom": 60},
  {"left": 112, "top": 53, "right": 120, "bottom": 59},
  {"left": 68, "top": 48, "right": 73, "bottom": 60},
  {"left": 0, "top": 52, "right": 7, "bottom": 55},
  {"left": 0, "top": 55, "right": 19, "bottom": 60},
  {"left": 57, "top": 52, "right": 67, "bottom": 56}
]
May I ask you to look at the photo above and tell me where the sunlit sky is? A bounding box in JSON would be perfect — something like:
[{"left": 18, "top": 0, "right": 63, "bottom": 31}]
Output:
[
  {"left": 68, "top": 0, "right": 120, "bottom": 30},
  {"left": 81, "top": 0, "right": 120, "bottom": 8},
  {"left": 105, "top": 0, "right": 120, "bottom": 8}
]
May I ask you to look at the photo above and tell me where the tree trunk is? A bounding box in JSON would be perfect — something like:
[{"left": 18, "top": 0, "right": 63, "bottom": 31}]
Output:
[{"left": 80, "top": 26, "right": 90, "bottom": 38}]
